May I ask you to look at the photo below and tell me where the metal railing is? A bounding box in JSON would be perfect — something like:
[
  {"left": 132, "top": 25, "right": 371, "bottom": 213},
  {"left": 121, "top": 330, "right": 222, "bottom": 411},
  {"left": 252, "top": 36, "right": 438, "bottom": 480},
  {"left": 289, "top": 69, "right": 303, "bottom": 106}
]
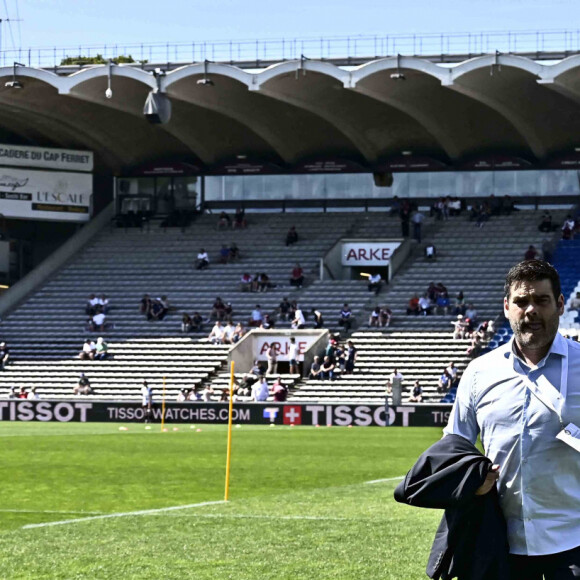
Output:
[{"left": 2, "top": 29, "right": 580, "bottom": 69}]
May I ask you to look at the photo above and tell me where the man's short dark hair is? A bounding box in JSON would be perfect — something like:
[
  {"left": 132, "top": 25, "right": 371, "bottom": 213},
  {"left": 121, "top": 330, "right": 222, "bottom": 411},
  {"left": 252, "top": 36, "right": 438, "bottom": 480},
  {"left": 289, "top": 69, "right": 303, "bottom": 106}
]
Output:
[{"left": 504, "top": 260, "right": 561, "bottom": 300}]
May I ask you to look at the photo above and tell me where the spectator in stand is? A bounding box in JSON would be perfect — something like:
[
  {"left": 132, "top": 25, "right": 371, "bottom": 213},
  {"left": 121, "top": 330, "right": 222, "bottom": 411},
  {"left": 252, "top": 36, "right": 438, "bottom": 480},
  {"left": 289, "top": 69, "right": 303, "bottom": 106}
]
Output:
[
  {"left": 338, "top": 303, "right": 353, "bottom": 330},
  {"left": 445, "top": 362, "right": 458, "bottom": 387},
  {"left": 368, "top": 272, "right": 382, "bottom": 295},
  {"left": 252, "top": 376, "right": 270, "bottom": 402},
  {"left": 191, "top": 312, "right": 203, "bottom": 331},
  {"left": 436, "top": 292, "right": 451, "bottom": 315},
  {"left": 159, "top": 296, "right": 174, "bottom": 316},
  {"left": 311, "top": 308, "right": 324, "bottom": 329},
  {"left": 285, "top": 226, "right": 298, "bottom": 246},
  {"left": 335, "top": 346, "right": 346, "bottom": 375},
  {"left": 95, "top": 337, "right": 108, "bottom": 360},
  {"left": 176, "top": 388, "right": 188, "bottom": 402},
  {"left": 216, "top": 211, "right": 231, "bottom": 230},
  {"left": 257, "top": 272, "right": 272, "bottom": 293},
  {"left": 309, "top": 356, "right": 322, "bottom": 379},
  {"left": 451, "top": 314, "right": 469, "bottom": 340},
  {"left": 454, "top": 290, "right": 466, "bottom": 315},
  {"left": 271, "top": 377, "right": 288, "bottom": 402},
  {"left": 27, "top": 387, "right": 40, "bottom": 400},
  {"left": 448, "top": 197, "right": 462, "bottom": 216},
  {"left": 240, "top": 272, "right": 253, "bottom": 292},
  {"left": 424, "top": 243, "right": 436, "bottom": 260},
  {"left": 148, "top": 299, "right": 165, "bottom": 321},
  {"left": 140, "top": 294, "right": 151, "bottom": 316},
  {"left": 288, "top": 337, "right": 299, "bottom": 375},
  {"left": 379, "top": 307, "right": 392, "bottom": 328},
  {"left": 524, "top": 245, "right": 538, "bottom": 260},
  {"left": 74, "top": 373, "right": 93, "bottom": 396},
  {"left": 418, "top": 294, "right": 432, "bottom": 316},
  {"left": 261, "top": 314, "right": 274, "bottom": 330},
  {"left": 90, "top": 307, "right": 107, "bottom": 331},
  {"left": 288, "top": 300, "right": 298, "bottom": 321},
  {"left": 466, "top": 333, "right": 483, "bottom": 357},
  {"left": 538, "top": 211, "right": 553, "bottom": 232},
  {"left": 292, "top": 306, "right": 305, "bottom": 329},
  {"left": 290, "top": 263, "right": 304, "bottom": 288},
  {"left": 181, "top": 313, "right": 193, "bottom": 333},
  {"left": 502, "top": 195, "right": 515, "bottom": 215},
  {"left": 249, "top": 305, "right": 263, "bottom": 327},
  {"left": 7, "top": 386, "right": 17, "bottom": 399},
  {"left": 208, "top": 321, "right": 225, "bottom": 344},
  {"left": 406, "top": 295, "right": 420, "bottom": 316},
  {"left": 437, "top": 371, "right": 451, "bottom": 394},
  {"left": 562, "top": 214, "right": 576, "bottom": 240},
  {"left": 412, "top": 209, "right": 425, "bottom": 243},
  {"left": 79, "top": 339, "right": 96, "bottom": 360},
  {"left": 232, "top": 323, "right": 245, "bottom": 343},
  {"left": 344, "top": 340, "right": 357, "bottom": 374},
  {"left": 0, "top": 342, "right": 10, "bottom": 369},
  {"left": 208, "top": 297, "right": 227, "bottom": 322},
  {"left": 570, "top": 291, "right": 580, "bottom": 312},
  {"left": 85, "top": 293, "right": 99, "bottom": 315},
  {"left": 202, "top": 384, "right": 215, "bottom": 402},
  {"left": 219, "top": 245, "right": 230, "bottom": 264},
  {"left": 390, "top": 195, "right": 400, "bottom": 216},
  {"left": 426, "top": 282, "right": 437, "bottom": 302},
  {"left": 98, "top": 294, "right": 110, "bottom": 313},
  {"left": 196, "top": 248, "right": 209, "bottom": 270},
  {"left": 278, "top": 297, "right": 291, "bottom": 321},
  {"left": 320, "top": 356, "right": 335, "bottom": 381},
  {"left": 465, "top": 303, "right": 478, "bottom": 325},
  {"left": 233, "top": 208, "right": 247, "bottom": 229},
  {"left": 489, "top": 194, "right": 501, "bottom": 216},
  {"left": 18, "top": 386, "right": 28, "bottom": 399},
  {"left": 407, "top": 380, "right": 424, "bottom": 403},
  {"left": 266, "top": 344, "right": 278, "bottom": 375},
  {"left": 229, "top": 242, "right": 240, "bottom": 261},
  {"left": 369, "top": 306, "right": 381, "bottom": 327},
  {"left": 223, "top": 321, "right": 235, "bottom": 345}
]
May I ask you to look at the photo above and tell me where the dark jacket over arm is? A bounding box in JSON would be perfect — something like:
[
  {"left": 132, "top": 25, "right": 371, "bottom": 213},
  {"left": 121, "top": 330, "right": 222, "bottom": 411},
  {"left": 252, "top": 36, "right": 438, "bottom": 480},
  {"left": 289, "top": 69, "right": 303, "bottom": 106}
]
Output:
[{"left": 394, "top": 434, "right": 510, "bottom": 580}]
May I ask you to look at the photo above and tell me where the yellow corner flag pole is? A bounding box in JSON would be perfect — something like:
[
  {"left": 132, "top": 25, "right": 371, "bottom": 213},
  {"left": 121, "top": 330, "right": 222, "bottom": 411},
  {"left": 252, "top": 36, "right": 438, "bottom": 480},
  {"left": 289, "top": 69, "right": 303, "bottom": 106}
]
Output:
[
  {"left": 160, "top": 377, "right": 167, "bottom": 432},
  {"left": 224, "top": 361, "right": 235, "bottom": 501}
]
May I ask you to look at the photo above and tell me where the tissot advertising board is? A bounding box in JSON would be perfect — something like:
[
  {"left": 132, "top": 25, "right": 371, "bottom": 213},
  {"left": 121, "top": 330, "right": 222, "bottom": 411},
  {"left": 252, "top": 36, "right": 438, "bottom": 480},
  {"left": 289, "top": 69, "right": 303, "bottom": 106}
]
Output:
[
  {"left": 0, "top": 168, "right": 92, "bottom": 222},
  {"left": 0, "top": 400, "right": 452, "bottom": 427}
]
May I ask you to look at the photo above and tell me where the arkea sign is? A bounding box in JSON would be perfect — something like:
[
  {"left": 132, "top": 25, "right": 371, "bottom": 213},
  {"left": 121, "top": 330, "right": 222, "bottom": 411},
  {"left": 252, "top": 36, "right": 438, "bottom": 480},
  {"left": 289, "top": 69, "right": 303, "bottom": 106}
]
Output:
[
  {"left": 341, "top": 242, "right": 401, "bottom": 266},
  {"left": 0, "top": 400, "right": 452, "bottom": 427}
]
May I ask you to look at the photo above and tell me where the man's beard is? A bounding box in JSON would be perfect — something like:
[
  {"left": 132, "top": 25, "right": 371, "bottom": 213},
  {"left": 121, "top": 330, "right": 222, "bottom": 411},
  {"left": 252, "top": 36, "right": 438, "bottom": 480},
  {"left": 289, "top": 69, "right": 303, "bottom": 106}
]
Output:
[{"left": 511, "top": 317, "right": 558, "bottom": 350}]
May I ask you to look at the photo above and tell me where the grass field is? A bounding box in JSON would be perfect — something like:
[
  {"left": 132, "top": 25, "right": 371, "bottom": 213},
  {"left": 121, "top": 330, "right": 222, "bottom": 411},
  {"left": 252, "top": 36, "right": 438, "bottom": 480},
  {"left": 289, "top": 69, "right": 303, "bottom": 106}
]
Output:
[{"left": 0, "top": 423, "right": 444, "bottom": 579}]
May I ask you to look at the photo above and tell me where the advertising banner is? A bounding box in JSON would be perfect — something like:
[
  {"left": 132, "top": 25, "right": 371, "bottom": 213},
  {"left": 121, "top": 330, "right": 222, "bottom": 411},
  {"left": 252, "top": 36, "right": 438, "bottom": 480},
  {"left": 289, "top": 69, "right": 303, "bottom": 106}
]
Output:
[
  {"left": 341, "top": 241, "right": 401, "bottom": 266},
  {"left": 0, "top": 144, "right": 93, "bottom": 172},
  {"left": 254, "top": 335, "right": 319, "bottom": 362},
  {"left": 0, "top": 168, "right": 92, "bottom": 222},
  {"left": 0, "top": 400, "right": 452, "bottom": 427}
]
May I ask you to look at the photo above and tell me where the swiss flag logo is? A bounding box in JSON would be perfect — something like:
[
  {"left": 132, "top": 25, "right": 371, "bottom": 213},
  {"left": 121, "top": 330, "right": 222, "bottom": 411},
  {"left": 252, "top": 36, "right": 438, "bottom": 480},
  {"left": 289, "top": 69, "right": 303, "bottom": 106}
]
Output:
[{"left": 283, "top": 406, "right": 302, "bottom": 425}]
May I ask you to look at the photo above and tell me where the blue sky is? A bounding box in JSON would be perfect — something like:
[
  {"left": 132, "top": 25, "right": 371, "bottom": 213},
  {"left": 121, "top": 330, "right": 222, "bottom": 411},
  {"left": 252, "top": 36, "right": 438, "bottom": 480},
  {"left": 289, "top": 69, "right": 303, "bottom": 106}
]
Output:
[{"left": 3, "top": 0, "right": 578, "bottom": 50}]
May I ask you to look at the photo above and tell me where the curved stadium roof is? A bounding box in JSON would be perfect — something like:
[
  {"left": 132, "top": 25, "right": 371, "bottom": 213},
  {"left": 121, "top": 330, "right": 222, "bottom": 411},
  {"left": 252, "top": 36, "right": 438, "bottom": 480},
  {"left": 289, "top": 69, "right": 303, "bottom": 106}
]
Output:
[{"left": 2, "top": 52, "right": 580, "bottom": 174}]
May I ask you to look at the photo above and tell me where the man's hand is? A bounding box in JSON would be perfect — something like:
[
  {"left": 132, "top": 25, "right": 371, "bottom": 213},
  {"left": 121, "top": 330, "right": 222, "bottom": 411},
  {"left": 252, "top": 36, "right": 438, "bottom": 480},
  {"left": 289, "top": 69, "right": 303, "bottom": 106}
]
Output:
[{"left": 475, "top": 464, "right": 500, "bottom": 496}]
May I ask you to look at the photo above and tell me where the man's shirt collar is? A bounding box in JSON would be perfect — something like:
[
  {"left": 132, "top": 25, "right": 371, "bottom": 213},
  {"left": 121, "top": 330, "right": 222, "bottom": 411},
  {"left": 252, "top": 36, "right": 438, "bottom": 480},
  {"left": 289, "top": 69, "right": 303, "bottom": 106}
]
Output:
[{"left": 506, "top": 331, "right": 567, "bottom": 371}]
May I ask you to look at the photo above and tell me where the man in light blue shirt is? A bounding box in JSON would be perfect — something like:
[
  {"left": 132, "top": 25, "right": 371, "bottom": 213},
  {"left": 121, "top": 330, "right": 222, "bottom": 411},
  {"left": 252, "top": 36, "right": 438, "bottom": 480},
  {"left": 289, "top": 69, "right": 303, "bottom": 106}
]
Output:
[{"left": 445, "top": 260, "right": 580, "bottom": 579}]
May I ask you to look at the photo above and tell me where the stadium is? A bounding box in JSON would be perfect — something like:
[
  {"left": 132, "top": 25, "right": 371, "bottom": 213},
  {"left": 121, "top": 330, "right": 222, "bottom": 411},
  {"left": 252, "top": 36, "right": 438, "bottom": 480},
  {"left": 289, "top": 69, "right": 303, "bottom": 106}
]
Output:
[{"left": 0, "top": 23, "right": 579, "bottom": 579}]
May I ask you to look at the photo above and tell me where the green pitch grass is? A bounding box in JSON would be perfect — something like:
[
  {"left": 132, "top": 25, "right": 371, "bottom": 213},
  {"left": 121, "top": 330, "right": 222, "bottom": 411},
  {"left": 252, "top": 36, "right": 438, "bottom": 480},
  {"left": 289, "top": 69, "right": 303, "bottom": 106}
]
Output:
[{"left": 0, "top": 423, "right": 443, "bottom": 579}]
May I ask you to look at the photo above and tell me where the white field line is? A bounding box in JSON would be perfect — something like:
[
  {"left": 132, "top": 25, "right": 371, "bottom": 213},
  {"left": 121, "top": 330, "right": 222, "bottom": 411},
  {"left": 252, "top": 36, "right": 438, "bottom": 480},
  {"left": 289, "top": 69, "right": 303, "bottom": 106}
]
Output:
[
  {"left": 364, "top": 476, "right": 405, "bottom": 484},
  {"left": 21, "top": 476, "right": 404, "bottom": 530},
  {"left": 22, "top": 500, "right": 226, "bottom": 529}
]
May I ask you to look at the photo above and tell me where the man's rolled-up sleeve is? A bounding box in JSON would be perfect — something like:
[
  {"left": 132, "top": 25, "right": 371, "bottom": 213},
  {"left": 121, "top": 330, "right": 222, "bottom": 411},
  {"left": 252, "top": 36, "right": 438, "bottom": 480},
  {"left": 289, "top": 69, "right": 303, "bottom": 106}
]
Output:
[{"left": 443, "top": 363, "right": 479, "bottom": 444}]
